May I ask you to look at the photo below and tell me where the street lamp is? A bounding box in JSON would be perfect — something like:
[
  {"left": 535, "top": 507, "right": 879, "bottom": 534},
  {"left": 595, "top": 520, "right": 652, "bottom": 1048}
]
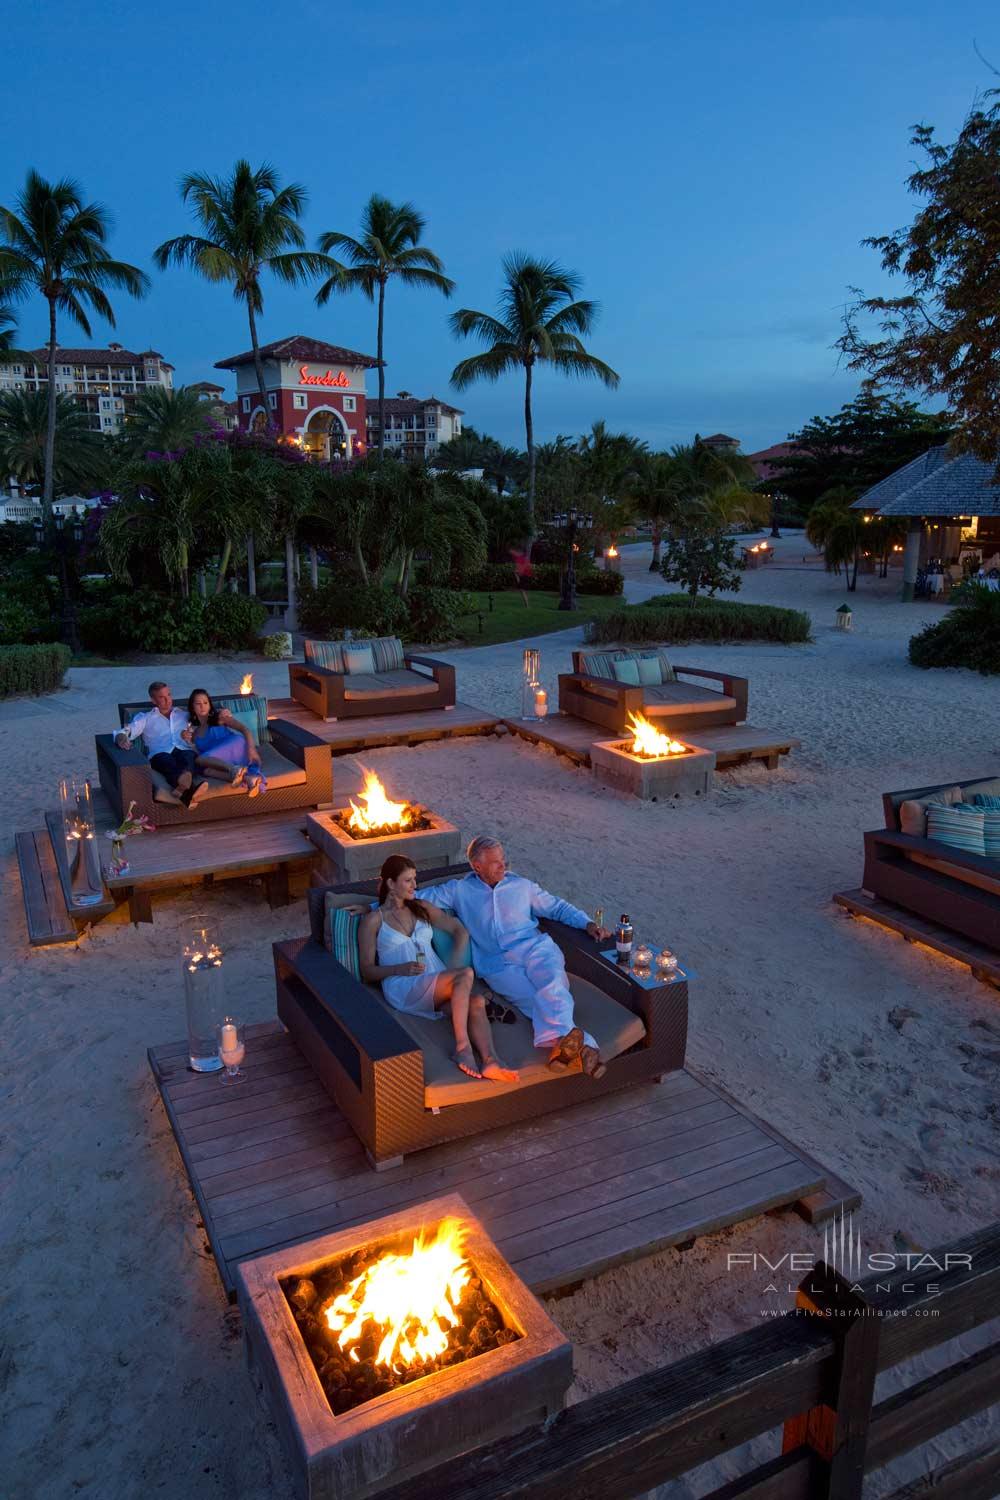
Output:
[
  {"left": 548, "top": 507, "right": 593, "bottom": 611},
  {"left": 33, "top": 504, "right": 85, "bottom": 652}
]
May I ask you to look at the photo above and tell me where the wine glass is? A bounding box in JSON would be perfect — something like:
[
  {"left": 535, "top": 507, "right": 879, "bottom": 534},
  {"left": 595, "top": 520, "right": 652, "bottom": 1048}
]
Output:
[{"left": 217, "top": 1016, "right": 246, "bottom": 1085}]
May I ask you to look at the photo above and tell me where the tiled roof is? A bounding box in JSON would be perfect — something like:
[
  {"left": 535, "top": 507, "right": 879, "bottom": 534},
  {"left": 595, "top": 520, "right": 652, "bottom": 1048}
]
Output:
[
  {"left": 366, "top": 395, "right": 464, "bottom": 420},
  {"left": 189, "top": 380, "right": 225, "bottom": 393},
  {"left": 747, "top": 441, "right": 798, "bottom": 480},
  {"left": 215, "top": 334, "right": 378, "bottom": 370},
  {"left": 855, "top": 448, "right": 1000, "bottom": 517},
  {"left": 26, "top": 346, "right": 151, "bottom": 366},
  {"left": 702, "top": 432, "right": 739, "bottom": 444}
]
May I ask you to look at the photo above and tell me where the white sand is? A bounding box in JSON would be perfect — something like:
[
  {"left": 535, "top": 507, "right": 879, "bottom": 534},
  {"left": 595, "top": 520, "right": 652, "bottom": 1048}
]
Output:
[{"left": 2, "top": 536, "right": 998, "bottom": 1498}]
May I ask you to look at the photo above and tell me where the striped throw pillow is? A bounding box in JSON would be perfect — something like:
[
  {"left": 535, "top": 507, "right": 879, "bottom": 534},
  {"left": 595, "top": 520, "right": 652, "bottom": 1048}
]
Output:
[
  {"left": 972, "top": 794, "right": 1000, "bottom": 859},
  {"left": 365, "top": 636, "right": 405, "bottom": 672},
  {"left": 657, "top": 649, "right": 677, "bottom": 684},
  {"left": 578, "top": 651, "right": 620, "bottom": 680},
  {"left": 925, "top": 801, "right": 986, "bottom": 857},
  {"left": 305, "top": 639, "right": 345, "bottom": 671},
  {"left": 326, "top": 904, "right": 363, "bottom": 980},
  {"left": 214, "top": 693, "right": 269, "bottom": 746}
]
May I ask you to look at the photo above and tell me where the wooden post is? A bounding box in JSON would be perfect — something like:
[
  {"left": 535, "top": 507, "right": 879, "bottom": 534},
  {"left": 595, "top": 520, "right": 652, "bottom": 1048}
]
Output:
[{"left": 781, "top": 1262, "right": 881, "bottom": 1498}]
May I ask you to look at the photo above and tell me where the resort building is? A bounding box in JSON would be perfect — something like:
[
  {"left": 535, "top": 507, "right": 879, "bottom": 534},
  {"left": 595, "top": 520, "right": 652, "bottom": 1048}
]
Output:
[
  {"left": 189, "top": 380, "right": 239, "bottom": 432},
  {"left": 215, "top": 333, "right": 378, "bottom": 461},
  {"left": 0, "top": 490, "right": 101, "bottom": 524},
  {"left": 366, "top": 393, "right": 463, "bottom": 460},
  {"left": 0, "top": 344, "right": 174, "bottom": 433},
  {"left": 854, "top": 446, "right": 1000, "bottom": 599},
  {"left": 747, "top": 441, "right": 798, "bottom": 482},
  {"left": 700, "top": 432, "right": 741, "bottom": 454}
]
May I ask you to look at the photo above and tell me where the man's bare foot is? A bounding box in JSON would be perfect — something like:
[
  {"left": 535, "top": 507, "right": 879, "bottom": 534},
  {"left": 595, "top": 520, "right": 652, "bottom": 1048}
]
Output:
[
  {"left": 547, "top": 1027, "right": 584, "bottom": 1073},
  {"left": 452, "top": 1046, "right": 483, "bottom": 1079},
  {"left": 481, "top": 1057, "right": 519, "bottom": 1083},
  {"left": 580, "top": 1044, "right": 607, "bottom": 1080},
  {"left": 188, "top": 779, "right": 210, "bottom": 805}
]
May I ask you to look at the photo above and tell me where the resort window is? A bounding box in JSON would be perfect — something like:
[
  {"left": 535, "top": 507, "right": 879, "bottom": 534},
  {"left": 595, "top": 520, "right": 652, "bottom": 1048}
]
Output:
[
  {"left": 343, "top": 396, "right": 356, "bottom": 412},
  {"left": 268, "top": 392, "right": 277, "bottom": 409},
  {"left": 242, "top": 397, "right": 251, "bottom": 413},
  {"left": 293, "top": 392, "right": 307, "bottom": 409}
]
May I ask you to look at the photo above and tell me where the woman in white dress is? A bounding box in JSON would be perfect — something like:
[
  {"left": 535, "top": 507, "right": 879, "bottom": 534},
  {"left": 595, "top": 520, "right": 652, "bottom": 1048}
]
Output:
[{"left": 358, "top": 856, "right": 518, "bottom": 1082}]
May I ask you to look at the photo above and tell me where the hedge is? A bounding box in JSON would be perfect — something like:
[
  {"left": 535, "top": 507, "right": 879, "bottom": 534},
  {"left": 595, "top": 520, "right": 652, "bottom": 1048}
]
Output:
[
  {"left": 909, "top": 584, "right": 1000, "bottom": 674},
  {"left": 469, "top": 561, "right": 624, "bottom": 595},
  {"left": 585, "top": 596, "right": 811, "bottom": 645},
  {"left": 0, "top": 642, "right": 71, "bottom": 698},
  {"left": 77, "top": 592, "right": 268, "bottom": 654},
  {"left": 405, "top": 587, "right": 475, "bottom": 643},
  {"left": 297, "top": 581, "right": 409, "bottom": 640}
]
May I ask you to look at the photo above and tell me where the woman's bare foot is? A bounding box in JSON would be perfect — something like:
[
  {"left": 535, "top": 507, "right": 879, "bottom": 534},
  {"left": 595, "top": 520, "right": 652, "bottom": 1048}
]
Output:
[
  {"left": 480, "top": 1057, "right": 519, "bottom": 1083},
  {"left": 231, "top": 766, "right": 247, "bottom": 787},
  {"left": 452, "top": 1046, "right": 482, "bottom": 1079}
]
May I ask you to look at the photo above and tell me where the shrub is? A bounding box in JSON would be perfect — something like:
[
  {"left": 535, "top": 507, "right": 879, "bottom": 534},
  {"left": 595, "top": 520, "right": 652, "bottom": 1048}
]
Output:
[
  {"left": 576, "top": 568, "right": 624, "bottom": 595},
  {"left": 298, "top": 581, "right": 409, "bottom": 640},
  {"left": 405, "top": 587, "right": 475, "bottom": 643},
  {"left": 261, "top": 631, "right": 292, "bottom": 661},
  {"left": 0, "top": 642, "right": 71, "bottom": 697},
  {"left": 661, "top": 532, "right": 743, "bottom": 598},
  {"left": 0, "top": 598, "right": 38, "bottom": 644},
  {"left": 909, "top": 585, "right": 1000, "bottom": 673},
  {"left": 585, "top": 598, "right": 811, "bottom": 645},
  {"left": 469, "top": 562, "right": 519, "bottom": 591},
  {"left": 202, "top": 593, "right": 268, "bottom": 648}
]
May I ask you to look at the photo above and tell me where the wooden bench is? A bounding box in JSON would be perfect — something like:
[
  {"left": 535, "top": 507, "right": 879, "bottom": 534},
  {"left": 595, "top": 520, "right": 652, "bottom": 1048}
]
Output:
[{"left": 16, "top": 811, "right": 116, "bottom": 946}]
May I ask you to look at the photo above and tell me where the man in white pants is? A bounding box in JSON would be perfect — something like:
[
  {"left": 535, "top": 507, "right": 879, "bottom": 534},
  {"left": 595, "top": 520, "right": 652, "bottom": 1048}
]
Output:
[{"left": 426, "top": 836, "right": 611, "bottom": 1078}]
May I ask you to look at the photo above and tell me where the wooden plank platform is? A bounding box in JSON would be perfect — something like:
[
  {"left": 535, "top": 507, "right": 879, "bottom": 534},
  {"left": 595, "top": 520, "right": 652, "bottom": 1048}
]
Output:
[
  {"left": 834, "top": 887, "right": 1000, "bottom": 990},
  {"left": 503, "top": 712, "right": 800, "bottom": 771},
  {"left": 148, "top": 1021, "right": 857, "bottom": 1299},
  {"left": 103, "top": 810, "right": 319, "bottom": 924},
  {"left": 269, "top": 698, "right": 501, "bottom": 756},
  {"left": 15, "top": 829, "right": 79, "bottom": 945}
]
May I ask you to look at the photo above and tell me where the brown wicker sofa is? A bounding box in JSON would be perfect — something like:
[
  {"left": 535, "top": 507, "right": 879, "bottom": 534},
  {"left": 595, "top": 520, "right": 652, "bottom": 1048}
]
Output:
[
  {"left": 559, "top": 647, "right": 748, "bottom": 734},
  {"left": 288, "top": 635, "right": 455, "bottom": 720},
  {"left": 861, "top": 776, "right": 1000, "bottom": 950},
  {"left": 96, "top": 694, "right": 331, "bottom": 828},
  {"left": 273, "top": 866, "right": 689, "bottom": 1169}
]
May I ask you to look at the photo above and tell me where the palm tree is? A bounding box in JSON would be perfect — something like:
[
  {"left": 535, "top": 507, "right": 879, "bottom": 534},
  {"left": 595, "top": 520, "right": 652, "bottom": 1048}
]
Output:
[
  {"left": 315, "top": 195, "right": 454, "bottom": 457},
  {"left": 383, "top": 462, "right": 487, "bottom": 597},
  {"left": 0, "top": 304, "right": 18, "bottom": 358},
  {"left": 806, "top": 486, "right": 865, "bottom": 589},
  {"left": 122, "top": 385, "right": 215, "bottom": 454},
  {"left": 628, "top": 451, "right": 687, "bottom": 570},
  {"left": 0, "top": 170, "right": 148, "bottom": 521},
  {"left": 450, "top": 254, "right": 619, "bottom": 552},
  {"left": 0, "top": 388, "right": 104, "bottom": 490},
  {"left": 155, "top": 161, "right": 329, "bottom": 410}
]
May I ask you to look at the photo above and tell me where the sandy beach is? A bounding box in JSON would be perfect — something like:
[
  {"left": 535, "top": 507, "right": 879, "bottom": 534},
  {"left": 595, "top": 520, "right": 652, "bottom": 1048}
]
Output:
[{"left": 2, "top": 535, "right": 998, "bottom": 1499}]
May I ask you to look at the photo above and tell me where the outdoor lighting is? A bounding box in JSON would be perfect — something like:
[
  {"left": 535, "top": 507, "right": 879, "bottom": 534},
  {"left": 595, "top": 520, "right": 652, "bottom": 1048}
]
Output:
[
  {"left": 836, "top": 603, "right": 853, "bottom": 631},
  {"left": 217, "top": 1016, "right": 246, "bottom": 1086},
  {"left": 521, "top": 647, "right": 542, "bottom": 719},
  {"left": 533, "top": 685, "right": 549, "bottom": 718},
  {"left": 633, "top": 942, "right": 653, "bottom": 973},
  {"left": 655, "top": 947, "right": 679, "bottom": 977},
  {"left": 59, "top": 777, "right": 104, "bottom": 907},
  {"left": 183, "top": 928, "right": 225, "bottom": 1073}
]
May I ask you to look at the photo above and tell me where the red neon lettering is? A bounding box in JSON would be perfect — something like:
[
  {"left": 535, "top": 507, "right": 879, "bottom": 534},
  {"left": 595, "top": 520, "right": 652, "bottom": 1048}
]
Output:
[{"left": 299, "top": 365, "right": 350, "bottom": 388}]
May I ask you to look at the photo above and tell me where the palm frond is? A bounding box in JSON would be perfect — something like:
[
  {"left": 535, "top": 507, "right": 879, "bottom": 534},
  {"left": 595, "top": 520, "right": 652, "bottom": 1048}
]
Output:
[{"left": 450, "top": 348, "right": 521, "bottom": 388}]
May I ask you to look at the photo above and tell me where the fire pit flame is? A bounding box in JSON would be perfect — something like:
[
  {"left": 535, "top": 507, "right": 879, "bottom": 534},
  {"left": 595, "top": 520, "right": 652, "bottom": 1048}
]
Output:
[
  {"left": 240, "top": 673, "right": 254, "bottom": 695},
  {"left": 324, "top": 1219, "right": 470, "bottom": 1372},
  {"left": 626, "top": 711, "right": 687, "bottom": 760},
  {"left": 347, "top": 769, "right": 416, "bottom": 837}
]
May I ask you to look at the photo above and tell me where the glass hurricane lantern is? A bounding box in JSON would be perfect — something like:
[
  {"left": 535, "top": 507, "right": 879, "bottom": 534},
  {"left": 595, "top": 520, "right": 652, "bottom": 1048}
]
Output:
[
  {"left": 59, "top": 777, "right": 105, "bottom": 907},
  {"left": 183, "top": 928, "right": 226, "bottom": 1072}
]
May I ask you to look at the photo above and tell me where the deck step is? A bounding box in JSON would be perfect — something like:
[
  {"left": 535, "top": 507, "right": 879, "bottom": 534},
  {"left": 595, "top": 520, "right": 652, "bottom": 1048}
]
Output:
[
  {"left": 15, "top": 829, "right": 79, "bottom": 945},
  {"left": 834, "top": 888, "right": 1000, "bottom": 989}
]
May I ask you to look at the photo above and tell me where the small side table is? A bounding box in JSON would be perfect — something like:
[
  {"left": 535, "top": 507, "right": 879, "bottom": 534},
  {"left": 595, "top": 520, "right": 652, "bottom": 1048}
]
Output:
[{"left": 598, "top": 948, "right": 692, "bottom": 988}]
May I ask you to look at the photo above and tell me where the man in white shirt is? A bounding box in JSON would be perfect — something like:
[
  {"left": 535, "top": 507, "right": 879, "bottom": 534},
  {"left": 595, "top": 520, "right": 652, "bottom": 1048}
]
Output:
[
  {"left": 426, "top": 836, "right": 612, "bottom": 1079},
  {"left": 115, "top": 681, "right": 208, "bottom": 806}
]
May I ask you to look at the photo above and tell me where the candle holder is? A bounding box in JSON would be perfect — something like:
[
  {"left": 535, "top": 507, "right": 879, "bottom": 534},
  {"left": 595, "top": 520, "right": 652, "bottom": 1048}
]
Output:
[
  {"left": 633, "top": 942, "right": 653, "bottom": 974},
  {"left": 59, "top": 777, "right": 104, "bottom": 906},
  {"left": 183, "top": 928, "right": 225, "bottom": 1073},
  {"left": 521, "top": 648, "right": 541, "bottom": 719},
  {"left": 655, "top": 947, "right": 679, "bottom": 977},
  {"left": 217, "top": 1015, "right": 246, "bottom": 1086}
]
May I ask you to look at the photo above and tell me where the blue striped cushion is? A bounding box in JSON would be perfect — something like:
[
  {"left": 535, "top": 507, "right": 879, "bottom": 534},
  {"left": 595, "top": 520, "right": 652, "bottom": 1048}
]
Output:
[
  {"left": 579, "top": 651, "right": 624, "bottom": 679},
  {"left": 925, "top": 801, "right": 986, "bottom": 856},
  {"left": 305, "top": 639, "right": 345, "bottom": 671},
  {"left": 214, "top": 692, "right": 269, "bottom": 745},
  {"left": 656, "top": 649, "right": 677, "bottom": 684},
  {"left": 326, "top": 904, "right": 362, "bottom": 979},
  {"left": 972, "top": 794, "right": 1000, "bottom": 859},
  {"left": 366, "top": 636, "right": 405, "bottom": 672}
]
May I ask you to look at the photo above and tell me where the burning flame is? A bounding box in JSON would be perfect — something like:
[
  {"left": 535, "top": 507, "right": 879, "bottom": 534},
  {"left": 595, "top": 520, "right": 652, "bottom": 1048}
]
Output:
[
  {"left": 240, "top": 673, "right": 254, "bottom": 695},
  {"left": 348, "top": 769, "right": 414, "bottom": 834},
  {"left": 606, "top": 545, "right": 619, "bottom": 558},
  {"left": 627, "top": 711, "right": 686, "bottom": 759},
  {"left": 325, "top": 1220, "right": 470, "bottom": 1370}
]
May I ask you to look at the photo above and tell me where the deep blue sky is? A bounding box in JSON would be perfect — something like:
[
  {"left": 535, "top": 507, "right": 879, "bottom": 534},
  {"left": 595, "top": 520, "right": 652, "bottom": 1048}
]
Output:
[{"left": 1, "top": 1, "right": 996, "bottom": 453}]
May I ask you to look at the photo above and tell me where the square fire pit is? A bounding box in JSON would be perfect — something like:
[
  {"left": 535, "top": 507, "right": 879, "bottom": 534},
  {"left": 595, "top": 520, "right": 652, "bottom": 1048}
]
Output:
[
  {"left": 236, "top": 1193, "right": 573, "bottom": 1500},
  {"left": 306, "top": 768, "right": 461, "bottom": 883},
  {"left": 591, "top": 737, "right": 716, "bottom": 799}
]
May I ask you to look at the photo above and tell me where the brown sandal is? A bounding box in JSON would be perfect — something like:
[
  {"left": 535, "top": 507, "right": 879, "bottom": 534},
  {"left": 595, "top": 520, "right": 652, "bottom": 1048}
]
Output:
[
  {"left": 580, "top": 1045, "right": 607, "bottom": 1080},
  {"left": 547, "top": 1027, "right": 584, "bottom": 1073}
]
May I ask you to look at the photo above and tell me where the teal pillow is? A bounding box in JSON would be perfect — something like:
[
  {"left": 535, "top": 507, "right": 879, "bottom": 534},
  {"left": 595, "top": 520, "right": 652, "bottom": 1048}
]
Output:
[
  {"left": 429, "top": 913, "right": 471, "bottom": 967},
  {"left": 636, "top": 653, "right": 661, "bottom": 686},
  {"left": 326, "top": 905, "right": 362, "bottom": 979},
  {"left": 926, "top": 801, "right": 986, "bottom": 857},
  {"left": 214, "top": 692, "right": 268, "bottom": 745},
  {"left": 343, "top": 644, "right": 376, "bottom": 675},
  {"left": 972, "top": 794, "right": 1000, "bottom": 859},
  {"left": 613, "top": 657, "right": 641, "bottom": 685}
]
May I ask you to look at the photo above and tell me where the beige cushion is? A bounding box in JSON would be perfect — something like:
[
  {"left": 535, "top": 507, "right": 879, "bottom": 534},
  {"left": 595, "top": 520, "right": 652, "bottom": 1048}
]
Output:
[
  {"left": 643, "top": 683, "right": 737, "bottom": 714},
  {"left": 149, "top": 742, "right": 305, "bottom": 800},
  {"left": 343, "top": 668, "right": 436, "bottom": 701},
  {"left": 959, "top": 777, "right": 1000, "bottom": 801},
  {"left": 899, "top": 785, "right": 961, "bottom": 837}
]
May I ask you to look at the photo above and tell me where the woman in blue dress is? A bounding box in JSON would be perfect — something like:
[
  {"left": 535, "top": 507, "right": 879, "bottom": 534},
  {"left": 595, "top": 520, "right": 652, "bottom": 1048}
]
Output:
[{"left": 184, "top": 689, "right": 268, "bottom": 796}]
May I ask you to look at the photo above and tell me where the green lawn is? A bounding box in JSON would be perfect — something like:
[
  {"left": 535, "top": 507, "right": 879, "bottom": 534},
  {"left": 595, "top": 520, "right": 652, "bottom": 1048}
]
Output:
[{"left": 454, "top": 590, "right": 623, "bottom": 647}]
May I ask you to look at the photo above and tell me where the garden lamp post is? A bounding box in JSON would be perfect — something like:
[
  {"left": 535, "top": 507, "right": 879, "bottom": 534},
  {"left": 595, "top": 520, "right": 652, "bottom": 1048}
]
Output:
[
  {"left": 33, "top": 505, "right": 84, "bottom": 654},
  {"left": 550, "top": 507, "right": 593, "bottom": 611}
]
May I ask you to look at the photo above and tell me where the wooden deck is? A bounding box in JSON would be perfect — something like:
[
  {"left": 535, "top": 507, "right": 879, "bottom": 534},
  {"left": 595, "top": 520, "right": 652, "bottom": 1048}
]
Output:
[
  {"left": 504, "top": 712, "right": 800, "bottom": 770},
  {"left": 835, "top": 887, "right": 1000, "bottom": 990},
  {"left": 148, "top": 1021, "right": 859, "bottom": 1299},
  {"left": 269, "top": 697, "right": 501, "bottom": 755}
]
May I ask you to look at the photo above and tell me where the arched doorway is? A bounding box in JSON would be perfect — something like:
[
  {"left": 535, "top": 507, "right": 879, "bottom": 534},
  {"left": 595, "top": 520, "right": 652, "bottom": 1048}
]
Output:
[
  {"left": 250, "top": 408, "right": 268, "bottom": 432},
  {"left": 302, "top": 407, "right": 350, "bottom": 462}
]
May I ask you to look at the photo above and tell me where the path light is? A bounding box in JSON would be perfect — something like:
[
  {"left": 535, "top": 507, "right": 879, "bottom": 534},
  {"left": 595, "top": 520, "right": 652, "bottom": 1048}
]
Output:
[{"left": 836, "top": 603, "right": 853, "bottom": 631}]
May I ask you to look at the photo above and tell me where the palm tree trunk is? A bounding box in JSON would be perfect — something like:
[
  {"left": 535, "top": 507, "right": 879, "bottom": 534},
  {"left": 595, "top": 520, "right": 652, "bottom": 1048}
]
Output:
[
  {"left": 284, "top": 533, "right": 298, "bottom": 631},
  {"left": 309, "top": 546, "right": 319, "bottom": 588},
  {"left": 246, "top": 532, "right": 257, "bottom": 595},
  {"left": 849, "top": 547, "right": 859, "bottom": 592},
  {"left": 214, "top": 538, "right": 232, "bottom": 593},
  {"left": 43, "top": 297, "right": 58, "bottom": 524},
  {"left": 247, "top": 297, "right": 269, "bottom": 417},
  {"left": 376, "top": 278, "right": 386, "bottom": 459},
  {"left": 400, "top": 548, "right": 413, "bottom": 599},
  {"left": 354, "top": 538, "right": 369, "bottom": 584},
  {"left": 524, "top": 359, "right": 535, "bottom": 558},
  {"left": 650, "top": 521, "right": 662, "bottom": 571},
  {"left": 180, "top": 543, "right": 190, "bottom": 599}
]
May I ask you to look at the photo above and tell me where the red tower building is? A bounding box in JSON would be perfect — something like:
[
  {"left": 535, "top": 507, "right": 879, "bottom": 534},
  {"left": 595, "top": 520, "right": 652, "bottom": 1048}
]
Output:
[{"left": 215, "top": 334, "right": 379, "bottom": 460}]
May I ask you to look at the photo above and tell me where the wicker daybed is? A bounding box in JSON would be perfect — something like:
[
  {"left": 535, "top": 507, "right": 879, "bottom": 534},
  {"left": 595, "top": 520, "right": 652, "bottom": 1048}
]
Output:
[{"left": 559, "top": 647, "right": 748, "bottom": 735}]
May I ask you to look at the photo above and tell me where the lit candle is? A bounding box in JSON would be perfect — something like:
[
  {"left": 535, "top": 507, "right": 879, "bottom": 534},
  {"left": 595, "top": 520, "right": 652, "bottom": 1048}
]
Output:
[
  {"left": 534, "top": 687, "right": 548, "bottom": 718},
  {"left": 220, "top": 1022, "right": 238, "bottom": 1053}
]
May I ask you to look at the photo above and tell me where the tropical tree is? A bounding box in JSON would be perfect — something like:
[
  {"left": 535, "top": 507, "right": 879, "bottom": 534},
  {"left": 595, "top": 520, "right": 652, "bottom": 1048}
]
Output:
[
  {"left": 628, "top": 451, "right": 687, "bottom": 570},
  {"left": 315, "top": 195, "right": 454, "bottom": 458},
  {"left": 479, "top": 440, "right": 526, "bottom": 498},
  {"left": 0, "top": 170, "right": 148, "bottom": 521},
  {"left": 806, "top": 486, "right": 866, "bottom": 589},
  {"left": 450, "top": 254, "right": 619, "bottom": 552},
  {"left": 155, "top": 161, "right": 329, "bottom": 410},
  {"left": 660, "top": 529, "right": 744, "bottom": 600},
  {"left": 0, "top": 388, "right": 104, "bottom": 490},
  {"left": 0, "top": 304, "right": 18, "bottom": 358},
  {"left": 122, "top": 385, "right": 215, "bottom": 454},
  {"left": 382, "top": 463, "right": 487, "bottom": 596}
]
